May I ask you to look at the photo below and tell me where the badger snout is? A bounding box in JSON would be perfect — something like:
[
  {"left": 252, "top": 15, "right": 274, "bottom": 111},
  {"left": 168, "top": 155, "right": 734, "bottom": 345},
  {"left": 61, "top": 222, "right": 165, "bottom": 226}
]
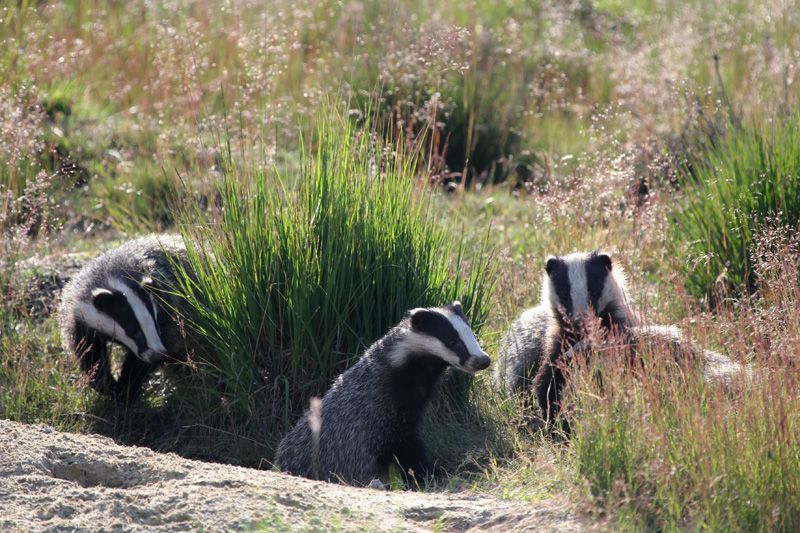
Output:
[
  {"left": 467, "top": 352, "right": 491, "bottom": 372},
  {"left": 566, "top": 311, "right": 598, "bottom": 334},
  {"left": 139, "top": 348, "right": 167, "bottom": 365}
]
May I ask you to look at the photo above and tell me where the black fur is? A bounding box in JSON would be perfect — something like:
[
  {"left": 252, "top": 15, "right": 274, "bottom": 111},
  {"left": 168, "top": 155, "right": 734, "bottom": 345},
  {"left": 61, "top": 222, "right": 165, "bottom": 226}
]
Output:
[
  {"left": 73, "top": 323, "right": 114, "bottom": 395},
  {"left": 91, "top": 289, "right": 151, "bottom": 356},
  {"left": 385, "top": 352, "right": 449, "bottom": 484},
  {"left": 114, "top": 354, "right": 154, "bottom": 403},
  {"left": 585, "top": 253, "right": 610, "bottom": 317},
  {"left": 545, "top": 257, "right": 573, "bottom": 317},
  {"left": 533, "top": 327, "right": 572, "bottom": 437}
]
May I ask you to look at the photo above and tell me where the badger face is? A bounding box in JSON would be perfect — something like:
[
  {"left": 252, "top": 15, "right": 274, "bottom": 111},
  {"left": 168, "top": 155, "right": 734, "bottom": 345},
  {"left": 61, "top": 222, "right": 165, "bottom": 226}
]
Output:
[
  {"left": 399, "top": 300, "right": 491, "bottom": 373},
  {"left": 76, "top": 275, "right": 168, "bottom": 364},
  {"left": 543, "top": 251, "right": 618, "bottom": 329}
]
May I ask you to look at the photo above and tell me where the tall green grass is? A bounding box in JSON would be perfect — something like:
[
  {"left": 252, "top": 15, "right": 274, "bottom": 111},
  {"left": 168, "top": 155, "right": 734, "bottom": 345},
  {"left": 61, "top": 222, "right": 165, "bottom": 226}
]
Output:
[
  {"left": 0, "top": 314, "right": 88, "bottom": 426},
  {"left": 172, "top": 111, "right": 495, "bottom": 464},
  {"left": 673, "top": 116, "right": 800, "bottom": 302}
]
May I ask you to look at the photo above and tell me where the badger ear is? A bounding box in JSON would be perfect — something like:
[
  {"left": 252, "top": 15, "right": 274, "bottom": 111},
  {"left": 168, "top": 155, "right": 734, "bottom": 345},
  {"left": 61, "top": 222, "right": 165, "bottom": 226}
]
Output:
[
  {"left": 409, "top": 308, "right": 434, "bottom": 331},
  {"left": 91, "top": 288, "right": 118, "bottom": 311},
  {"left": 596, "top": 252, "right": 612, "bottom": 271},
  {"left": 545, "top": 256, "right": 559, "bottom": 275},
  {"left": 451, "top": 300, "right": 463, "bottom": 314},
  {"left": 140, "top": 276, "right": 154, "bottom": 289},
  {"left": 91, "top": 287, "right": 113, "bottom": 300}
]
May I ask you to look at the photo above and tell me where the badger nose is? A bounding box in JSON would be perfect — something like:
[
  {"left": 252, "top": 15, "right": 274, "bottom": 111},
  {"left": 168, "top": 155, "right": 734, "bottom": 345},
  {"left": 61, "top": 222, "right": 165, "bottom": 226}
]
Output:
[
  {"left": 140, "top": 349, "right": 167, "bottom": 365},
  {"left": 470, "top": 353, "right": 491, "bottom": 371},
  {"left": 570, "top": 312, "right": 593, "bottom": 332}
]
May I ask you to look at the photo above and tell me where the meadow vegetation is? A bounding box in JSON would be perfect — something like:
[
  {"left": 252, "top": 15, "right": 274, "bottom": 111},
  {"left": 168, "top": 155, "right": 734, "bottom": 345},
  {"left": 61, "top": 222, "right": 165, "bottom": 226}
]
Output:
[
  {"left": 2, "top": 0, "right": 800, "bottom": 529},
  {"left": 169, "top": 112, "right": 494, "bottom": 463}
]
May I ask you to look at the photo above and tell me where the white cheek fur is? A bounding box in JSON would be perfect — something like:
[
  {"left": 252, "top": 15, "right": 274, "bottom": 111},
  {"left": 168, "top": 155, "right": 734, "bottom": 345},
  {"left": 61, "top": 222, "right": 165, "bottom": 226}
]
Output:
[
  {"left": 390, "top": 330, "right": 461, "bottom": 368},
  {"left": 75, "top": 302, "right": 139, "bottom": 355}
]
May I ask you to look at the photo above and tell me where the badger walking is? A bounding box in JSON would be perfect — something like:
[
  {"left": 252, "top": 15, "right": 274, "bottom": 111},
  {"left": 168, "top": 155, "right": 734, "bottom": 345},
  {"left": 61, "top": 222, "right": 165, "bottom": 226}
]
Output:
[
  {"left": 58, "top": 234, "right": 191, "bottom": 402},
  {"left": 275, "top": 301, "right": 491, "bottom": 487}
]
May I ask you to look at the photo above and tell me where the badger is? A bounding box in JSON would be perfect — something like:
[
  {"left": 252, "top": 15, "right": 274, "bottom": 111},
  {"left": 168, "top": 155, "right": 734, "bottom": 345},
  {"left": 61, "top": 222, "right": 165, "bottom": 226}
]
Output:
[
  {"left": 497, "top": 250, "right": 748, "bottom": 433},
  {"left": 495, "top": 251, "right": 636, "bottom": 397},
  {"left": 275, "top": 301, "right": 491, "bottom": 488},
  {"left": 58, "top": 234, "right": 191, "bottom": 402},
  {"left": 529, "top": 251, "right": 637, "bottom": 431}
]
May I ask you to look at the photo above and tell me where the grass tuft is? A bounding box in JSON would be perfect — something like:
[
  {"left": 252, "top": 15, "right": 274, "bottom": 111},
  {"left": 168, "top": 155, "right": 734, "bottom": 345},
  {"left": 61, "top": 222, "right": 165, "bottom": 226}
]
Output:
[
  {"left": 673, "top": 115, "right": 800, "bottom": 302},
  {"left": 171, "top": 109, "right": 495, "bottom": 463}
]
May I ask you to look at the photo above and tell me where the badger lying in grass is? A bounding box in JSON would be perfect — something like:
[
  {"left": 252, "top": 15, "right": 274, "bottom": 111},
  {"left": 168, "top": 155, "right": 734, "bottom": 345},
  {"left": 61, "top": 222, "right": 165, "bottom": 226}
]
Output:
[
  {"left": 58, "top": 234, "right": 192, "bottom": 403},
  {"left": 275, "top": 301, "right": 491, "bottom": 488},
  {"left": 496, "top": 251, "right": 748, "bottom": 433}
]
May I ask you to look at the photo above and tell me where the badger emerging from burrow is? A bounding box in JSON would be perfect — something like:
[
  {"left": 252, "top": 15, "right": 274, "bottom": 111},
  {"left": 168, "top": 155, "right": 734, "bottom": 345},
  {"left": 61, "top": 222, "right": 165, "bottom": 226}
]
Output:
[
  {"left": 275, "top": 301, "right": 491, "bottom": 488},
  {"left": 58, "top": 234, "right": 191, "bottom": 402}
]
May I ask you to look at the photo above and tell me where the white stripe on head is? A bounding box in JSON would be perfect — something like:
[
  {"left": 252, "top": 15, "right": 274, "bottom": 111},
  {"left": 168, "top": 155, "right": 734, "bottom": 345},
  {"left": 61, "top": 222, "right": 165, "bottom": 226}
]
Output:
[
  {"left": 541, "top": 271, "right": 555, "bottom": 308},
  {"left": 598, "top": 266, "right": 635, "bottom": 323},
  {"left": 597, "top": 273, "right": 619, "bottom": 315},
  {"left": 390, "top": 329, "right": 461, "bottom": 368},
  {"left": 565, "top": 253, "right": 590, "bottom": 316},
  {"left": 75, "top": 301, "right": 139, "bottom": 355},
  {"left": 108, "top": 277, "right": 167, "bottom": 355},
  {"left": 442, "top": 310, "right": 486, "bottom": 357}
]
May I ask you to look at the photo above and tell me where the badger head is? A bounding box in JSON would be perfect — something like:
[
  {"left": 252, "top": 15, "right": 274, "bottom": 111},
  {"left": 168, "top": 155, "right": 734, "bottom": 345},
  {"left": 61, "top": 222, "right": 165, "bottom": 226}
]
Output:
[
  {"left": 541, "top": 250, "right": 632, "bottom": 331},
  {"left": 395, "top": 301, "right": 491, "bottom": 373},
  {"left": 78, "top": 275, "right": 168, "bottom": 364}
]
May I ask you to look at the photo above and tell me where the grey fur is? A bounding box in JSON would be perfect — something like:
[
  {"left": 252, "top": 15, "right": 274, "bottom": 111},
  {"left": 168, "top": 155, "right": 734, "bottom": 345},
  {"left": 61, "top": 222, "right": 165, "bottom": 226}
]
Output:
[
  {"left": 275, "top": 304, "right": 489, "bottom": 487},
  {"left": 626, "top": 325, "right": 750, "bottom": 386},
  {"left": 58, "top": 234, "right": 191, "bottom": 398},
  {"left": 494, "top": 305, "right": 554, "bottom": 393}
]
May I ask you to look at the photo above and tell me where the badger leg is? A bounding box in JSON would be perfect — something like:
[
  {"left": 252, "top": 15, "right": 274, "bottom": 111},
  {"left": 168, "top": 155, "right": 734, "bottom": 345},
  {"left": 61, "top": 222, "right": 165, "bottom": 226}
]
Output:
[
  {"left": 391, "top": 435, "right": 433, "bottom": 489},
  {"left": 533, "top": 338, "right": 591, "bottom": 438},
  {"left": 74, "top": 326, "right": 114, "bottom": 396},
  {"left": 534, "top": 364, "right": 563, "bottom": 431},
  {"left": 113, "top": 352, "right": 152, "bottom": 403}
]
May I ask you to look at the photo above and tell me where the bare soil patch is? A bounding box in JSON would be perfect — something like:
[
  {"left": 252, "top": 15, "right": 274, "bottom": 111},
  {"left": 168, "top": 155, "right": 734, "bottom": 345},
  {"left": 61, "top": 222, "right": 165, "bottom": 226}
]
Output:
[{"left": 0, "top": 419, "right": 582, "bottom": 531}]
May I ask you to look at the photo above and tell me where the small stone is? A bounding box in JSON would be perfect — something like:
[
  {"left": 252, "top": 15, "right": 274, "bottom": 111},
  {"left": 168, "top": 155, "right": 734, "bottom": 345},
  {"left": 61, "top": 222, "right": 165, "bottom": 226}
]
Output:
[{"left": 367, "top": 478, "right": 387, "bottom": 490}]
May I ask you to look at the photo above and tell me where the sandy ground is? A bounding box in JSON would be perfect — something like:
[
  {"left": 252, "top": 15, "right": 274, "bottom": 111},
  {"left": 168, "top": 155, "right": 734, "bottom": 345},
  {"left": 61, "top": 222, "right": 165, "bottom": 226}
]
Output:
[{"left": 0, "top": 419, "right": 583, "bottom": 532}]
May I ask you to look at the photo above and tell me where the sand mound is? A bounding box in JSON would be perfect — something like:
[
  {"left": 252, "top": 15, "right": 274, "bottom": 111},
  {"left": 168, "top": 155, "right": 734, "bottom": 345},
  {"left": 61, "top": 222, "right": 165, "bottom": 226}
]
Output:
[{"left": 0, "top": 419, "right": 582, "bottom": 531}]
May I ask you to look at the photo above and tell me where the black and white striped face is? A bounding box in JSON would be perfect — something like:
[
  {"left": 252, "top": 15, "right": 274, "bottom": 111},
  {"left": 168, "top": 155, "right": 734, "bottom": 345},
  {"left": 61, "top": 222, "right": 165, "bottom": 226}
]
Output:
[
  {"left": 395, "top": 301, "right": 491, "bottom": 373},
  {"left": 542, "top": 251, "right": 622, "bottom": 326},
  {"left": 75, "top": 275, "right": 168, "bottom": 364}
]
